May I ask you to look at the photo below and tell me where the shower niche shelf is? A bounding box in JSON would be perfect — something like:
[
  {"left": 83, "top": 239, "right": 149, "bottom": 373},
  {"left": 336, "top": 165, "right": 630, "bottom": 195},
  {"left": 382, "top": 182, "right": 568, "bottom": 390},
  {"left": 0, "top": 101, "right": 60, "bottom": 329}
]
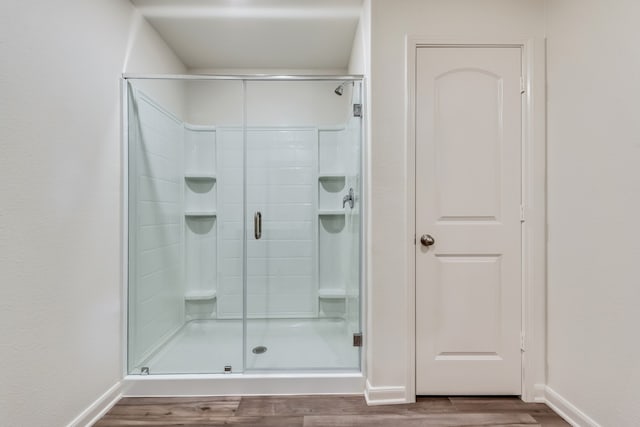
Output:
[
  {"left": 318, "top": 175, "right": 346, "bottom": 213},
  {"left": 184, "top": 125, "right": 217, "bottom": 315},
  {"left": 318, "top": 288, "right": 356, "bottom": 299},
  {"left": 318, "top": 210, "right": 345, "bottom": 216},
  {"left": 185, "top": 211, "right": 217, "bottom": 218},
  {"left": 185, "top": 173, "right": 217, "bottom": 181},
  {"left": 185, "top": 178, "right": 216, "bottom": 215},
  {"left": 184, "top": 289, "right": 217, "bottom": 301},
  {"left": 318, "top": 173, "right": 345, "bottom": 180}
]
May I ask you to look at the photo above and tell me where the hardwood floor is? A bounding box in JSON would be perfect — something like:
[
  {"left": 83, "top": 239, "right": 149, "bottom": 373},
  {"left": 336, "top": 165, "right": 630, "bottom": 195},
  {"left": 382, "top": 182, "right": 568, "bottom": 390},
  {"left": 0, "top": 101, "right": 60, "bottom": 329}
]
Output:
[{"left": 95, "top": 395, "right": 569, "bottom": 426}]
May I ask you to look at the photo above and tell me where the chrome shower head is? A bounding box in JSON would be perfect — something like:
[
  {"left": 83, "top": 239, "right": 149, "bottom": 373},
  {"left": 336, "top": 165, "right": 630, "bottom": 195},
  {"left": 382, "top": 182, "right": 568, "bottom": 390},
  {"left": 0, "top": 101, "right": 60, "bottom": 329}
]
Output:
[{"left": 334, "top": 83, "right": 345, "bottom": 96}]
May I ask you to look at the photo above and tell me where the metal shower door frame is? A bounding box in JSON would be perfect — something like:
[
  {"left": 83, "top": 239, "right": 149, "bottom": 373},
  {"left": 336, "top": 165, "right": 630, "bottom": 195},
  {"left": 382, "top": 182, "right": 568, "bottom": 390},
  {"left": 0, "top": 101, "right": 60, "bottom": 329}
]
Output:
[{"left": 120, "top": 74, "right": 366, "bottom": 378}]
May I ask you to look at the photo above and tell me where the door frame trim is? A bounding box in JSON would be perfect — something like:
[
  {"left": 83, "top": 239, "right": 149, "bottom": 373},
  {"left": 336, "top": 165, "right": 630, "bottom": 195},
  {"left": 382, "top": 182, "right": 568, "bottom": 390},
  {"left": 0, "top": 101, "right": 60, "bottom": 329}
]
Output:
[{"left": 405, "top": 37, "right": 547, "bottom": 402}]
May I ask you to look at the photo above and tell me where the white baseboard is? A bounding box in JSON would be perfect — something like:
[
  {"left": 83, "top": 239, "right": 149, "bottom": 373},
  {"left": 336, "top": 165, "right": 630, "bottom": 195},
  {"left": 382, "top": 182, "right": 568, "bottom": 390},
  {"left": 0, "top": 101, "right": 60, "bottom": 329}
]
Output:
[
  {"left": 67, "top": 381, "right": 123, "bottom": 427},
  {"left": 543, "top": 386, "right": 601, "bottom": 427},
  {"left": 364, "top": 380, "right": 407, "bottom": 405},
  {"left": 532, "top": 383, "right": 547, "bottom": 403}
]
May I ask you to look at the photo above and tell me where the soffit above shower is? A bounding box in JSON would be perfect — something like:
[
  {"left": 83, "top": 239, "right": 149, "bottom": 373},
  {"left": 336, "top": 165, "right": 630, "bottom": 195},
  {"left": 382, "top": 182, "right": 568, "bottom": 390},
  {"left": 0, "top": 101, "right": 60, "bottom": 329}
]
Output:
[{"left": 131, "top": 0, "right": 363, "bottom": 71}]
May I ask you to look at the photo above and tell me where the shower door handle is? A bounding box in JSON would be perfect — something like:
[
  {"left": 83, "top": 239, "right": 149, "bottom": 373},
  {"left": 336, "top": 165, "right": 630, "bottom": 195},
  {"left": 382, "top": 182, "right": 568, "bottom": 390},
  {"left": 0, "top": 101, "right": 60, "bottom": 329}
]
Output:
[{"left": 254, "top": 211, "right": 262, "bottom": 240}]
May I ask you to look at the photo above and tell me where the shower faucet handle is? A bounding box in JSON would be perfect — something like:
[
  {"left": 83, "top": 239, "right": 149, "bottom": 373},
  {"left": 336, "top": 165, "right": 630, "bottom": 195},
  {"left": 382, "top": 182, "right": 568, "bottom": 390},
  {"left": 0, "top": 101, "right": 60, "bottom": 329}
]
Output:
[{"left": 343, "top": 188, "right": 355, "bottom": 209}]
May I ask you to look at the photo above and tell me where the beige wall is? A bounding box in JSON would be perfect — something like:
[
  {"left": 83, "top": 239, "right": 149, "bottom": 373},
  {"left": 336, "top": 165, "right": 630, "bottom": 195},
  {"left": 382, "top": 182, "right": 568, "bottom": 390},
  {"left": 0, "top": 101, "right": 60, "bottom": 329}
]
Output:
[
  {"left": 545, "top": 0, "right": 640, "bottom": 425},
  {"left": 0, "top": 1, "right": 184, "bottom": 425},
  {"left": 367, "top": 0, "right": 545, "bottom": 400}
]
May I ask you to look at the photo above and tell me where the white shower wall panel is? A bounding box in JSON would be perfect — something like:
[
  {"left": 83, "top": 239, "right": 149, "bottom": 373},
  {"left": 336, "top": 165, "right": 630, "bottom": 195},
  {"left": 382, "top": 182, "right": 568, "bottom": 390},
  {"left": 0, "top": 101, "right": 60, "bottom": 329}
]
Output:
[
  {"left": 185, "top": 219, "right": 217, "bottom": 294},
  {"left": 129, "top": 92, "right": 184, "bottom": 367},
  {"left": 246, "top": 129, "right": 317, "bottom": 318},
  {"left": 217, "top": 129, "right": 245, "bottom": 319},
  {"left": 184, "top": 127, "right": 216, "bottom": 174},
  {"left": 216, "top": 128, "right": 318, "bottom": 318},
  {"left": 318, "top": 130, "right": 347, "bottom": 175}
]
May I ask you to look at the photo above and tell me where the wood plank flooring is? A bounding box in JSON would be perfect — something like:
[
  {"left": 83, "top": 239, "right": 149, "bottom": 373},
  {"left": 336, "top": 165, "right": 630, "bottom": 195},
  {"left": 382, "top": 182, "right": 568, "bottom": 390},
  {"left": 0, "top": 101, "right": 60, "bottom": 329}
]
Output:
[{"left": 95, "top": 395, "right": 569, "bottom": 426}]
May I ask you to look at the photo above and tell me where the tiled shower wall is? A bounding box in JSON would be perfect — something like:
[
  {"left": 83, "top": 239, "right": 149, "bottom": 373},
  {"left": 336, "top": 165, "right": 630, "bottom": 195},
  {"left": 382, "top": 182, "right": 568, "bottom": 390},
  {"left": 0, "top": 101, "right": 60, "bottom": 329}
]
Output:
[
  {"left": 129, "top": 91, "right": 184, "bottom": 367},
  {"left": 217, "top": 129, "right": 244, "bottom": 318},
  {"left": 129, "top": 85, "right": 360, "bottom": 346},
  {"left": 217, "top": 129, "right": 318, "bottom": 318}
]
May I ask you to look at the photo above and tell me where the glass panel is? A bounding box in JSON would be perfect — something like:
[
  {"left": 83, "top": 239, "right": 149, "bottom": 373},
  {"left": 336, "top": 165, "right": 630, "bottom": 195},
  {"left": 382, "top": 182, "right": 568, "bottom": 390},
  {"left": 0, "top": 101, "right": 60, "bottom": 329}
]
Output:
[
  {"left": 344, "top": 81, "right": 363, "bottom": 366},
  {"left": 244, "top": 80, "right": 361, "bottom": 371},
  {"left": 127, "top": 79, "right": 244, "bottom": 374}
]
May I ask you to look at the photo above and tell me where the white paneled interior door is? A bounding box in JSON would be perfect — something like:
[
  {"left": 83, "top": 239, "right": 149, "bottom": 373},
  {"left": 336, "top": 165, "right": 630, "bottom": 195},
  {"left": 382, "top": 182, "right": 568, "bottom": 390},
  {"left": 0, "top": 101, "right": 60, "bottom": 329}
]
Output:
[{"left": 415, "top": 47, "right": 523, "bottom": 395}]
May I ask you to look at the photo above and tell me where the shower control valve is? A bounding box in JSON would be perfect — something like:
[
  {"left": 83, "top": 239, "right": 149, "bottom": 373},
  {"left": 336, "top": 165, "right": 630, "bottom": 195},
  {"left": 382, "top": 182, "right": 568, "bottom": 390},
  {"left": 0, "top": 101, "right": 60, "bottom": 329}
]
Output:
[{"left": 343, "top": 188, "right": 355, "bottom": 209}]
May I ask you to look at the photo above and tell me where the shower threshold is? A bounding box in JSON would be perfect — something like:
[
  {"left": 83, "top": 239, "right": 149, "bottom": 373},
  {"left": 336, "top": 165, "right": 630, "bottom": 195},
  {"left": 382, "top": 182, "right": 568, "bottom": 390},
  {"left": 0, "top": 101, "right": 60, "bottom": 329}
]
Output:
[
  {"left": 121, "top": 371, "right": 365, "bottom": 397},
  {"left": 124, "top": 318, "right": 363, "bottom": 397}
]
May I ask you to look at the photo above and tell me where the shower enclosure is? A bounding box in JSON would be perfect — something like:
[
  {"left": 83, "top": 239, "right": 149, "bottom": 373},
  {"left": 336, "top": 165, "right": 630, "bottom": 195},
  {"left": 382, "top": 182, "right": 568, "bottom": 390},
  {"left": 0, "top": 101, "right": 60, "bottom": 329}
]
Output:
[{"left": 124, "top": 76, "right": 363, "bottom": 381}]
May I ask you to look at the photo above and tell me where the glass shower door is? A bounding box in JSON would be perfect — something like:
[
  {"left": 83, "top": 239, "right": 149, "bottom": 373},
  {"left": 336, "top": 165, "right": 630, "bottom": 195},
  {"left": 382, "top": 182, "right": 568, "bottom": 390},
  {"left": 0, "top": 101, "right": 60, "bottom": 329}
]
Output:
[
  {"left": 126, "top": 77, "right": 361, "bottom": 376},
  {"left": 127, "top": 78, "right": 245, "bottom": 375},
  {"left": 243, "top": 80, "right": 362, "bottom": 372}
]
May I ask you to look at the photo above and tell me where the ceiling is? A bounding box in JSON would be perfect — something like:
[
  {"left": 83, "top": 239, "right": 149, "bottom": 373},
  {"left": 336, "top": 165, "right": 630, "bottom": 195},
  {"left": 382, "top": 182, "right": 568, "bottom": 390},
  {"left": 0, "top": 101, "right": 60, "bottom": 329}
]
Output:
[{"left": 131, "top": 0, "right": 363, "bottom": 71}]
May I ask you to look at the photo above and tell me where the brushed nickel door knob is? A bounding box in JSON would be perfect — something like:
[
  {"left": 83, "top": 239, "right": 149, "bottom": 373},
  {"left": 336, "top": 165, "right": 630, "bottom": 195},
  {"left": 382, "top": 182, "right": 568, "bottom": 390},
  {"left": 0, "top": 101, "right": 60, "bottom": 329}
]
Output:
[{"left": 420, "top": 234, "right": 435, "bottom": 247}]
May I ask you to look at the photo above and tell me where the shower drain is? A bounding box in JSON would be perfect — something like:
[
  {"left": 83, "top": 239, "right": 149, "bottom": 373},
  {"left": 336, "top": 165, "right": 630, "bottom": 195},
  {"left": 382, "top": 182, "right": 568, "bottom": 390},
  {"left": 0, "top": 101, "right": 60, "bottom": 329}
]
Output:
[{"left": 252, "top": 345, "right": 268, "bottom": 354}]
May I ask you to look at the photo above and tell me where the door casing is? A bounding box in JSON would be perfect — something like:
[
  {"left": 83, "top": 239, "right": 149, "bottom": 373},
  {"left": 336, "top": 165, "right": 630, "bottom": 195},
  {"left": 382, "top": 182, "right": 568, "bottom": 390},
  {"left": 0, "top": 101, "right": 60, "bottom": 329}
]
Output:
[{"left": 405, "top": 37, "right": 547, "bottom": 403}]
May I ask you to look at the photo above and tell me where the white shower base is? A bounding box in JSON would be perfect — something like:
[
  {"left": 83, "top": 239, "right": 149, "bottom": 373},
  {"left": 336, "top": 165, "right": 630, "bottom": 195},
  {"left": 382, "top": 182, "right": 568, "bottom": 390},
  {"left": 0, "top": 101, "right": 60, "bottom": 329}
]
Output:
[
  {"left": 123, "top": 318, "right": 364, "bottom": 397},
  {"left": 142, "top": 318, "right": 360, "bottom": 374}
]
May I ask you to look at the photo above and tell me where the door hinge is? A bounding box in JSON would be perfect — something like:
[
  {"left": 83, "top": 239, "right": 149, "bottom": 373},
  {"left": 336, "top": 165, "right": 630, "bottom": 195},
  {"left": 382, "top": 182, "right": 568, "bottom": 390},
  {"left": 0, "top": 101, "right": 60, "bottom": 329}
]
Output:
[
  {"left": 520, "top": 333, "right": 525, "bottom": 352},
  {"left": 353, "top": 333, "right": 363, "bottom": 347},
  {"left": 353, "top": 103, "right": 362, "bottom": 117},
  {"left": 520, "top": 77, "right": 526, "bottom": 94},
  {"left": 520, "top": 205, "right": 526, "bottom": 223}
]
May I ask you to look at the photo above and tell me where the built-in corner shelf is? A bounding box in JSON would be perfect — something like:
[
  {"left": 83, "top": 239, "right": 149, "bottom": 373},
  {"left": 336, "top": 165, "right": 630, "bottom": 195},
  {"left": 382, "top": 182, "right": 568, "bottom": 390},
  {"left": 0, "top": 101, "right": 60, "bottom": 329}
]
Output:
[
  {"left": 185, "top": 173, "right": 217, "bottom": 181},
  {"left": 184, "top": 289, "right": 217, "bottom": 301},
  {"left": 318, "top": 288, "right": 356, "bottom": 299},
  {"left": 318, "top": 173, "right": 346, "bottom": 217},
  {"left": 185, "top": 211, "right": 217, "bottom": 218},
  {"left": 318, "top": 210, "right": 345, "bottom": 217},
  {"left": 318, "top": 173, "right": 346, "bottom": 180}
]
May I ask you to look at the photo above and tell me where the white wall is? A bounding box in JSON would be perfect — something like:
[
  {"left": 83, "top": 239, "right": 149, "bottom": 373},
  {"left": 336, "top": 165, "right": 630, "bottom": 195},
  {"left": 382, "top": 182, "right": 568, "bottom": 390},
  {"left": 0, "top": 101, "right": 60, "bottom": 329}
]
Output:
[
  {"left": 347, "top": 10, "right": 365, "bottom": 75},
  {"left": 545, "top": 1, "right": 640, "bottom": 425},
  {"left": 125, "top": 14, "right": 186, "bottom": 118},
  {"left": 0, "top": 1, "right": 185, "bottom": 425},
  {"left": 185, "top": 81, "right": 244, "bottom": 126},
  {"left": 184, "top": 80, "right": 352, "bottom": 127},
  {"left": 366, "top": 0, "right": 545, "bottom": 402}
]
